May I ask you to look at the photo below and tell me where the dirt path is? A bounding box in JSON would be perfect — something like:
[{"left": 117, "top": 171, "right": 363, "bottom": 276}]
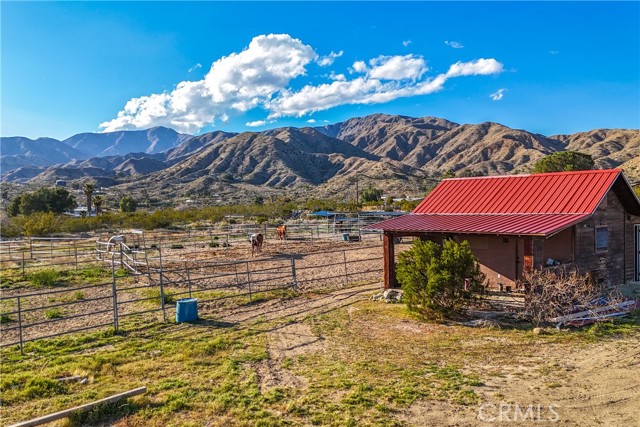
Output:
[
  {"left": 399, "top": 333, "right": 640, "bottom": 426},
  {"left": 204, "top": 282, "right": 382, "bottom": 325}
]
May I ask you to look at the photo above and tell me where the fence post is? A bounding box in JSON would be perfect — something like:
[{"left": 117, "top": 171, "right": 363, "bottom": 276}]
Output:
[
  {"left": 185, "top": 261, "right": 192, "bottom": 298},
  {"left": 290, "top": 256, "right": 297, "bottom": 291},
  {"left": 73, "top": 241, "right": 78, "bottom": 271},
  {"left": 110, "top": 253, "right": 119, "bottom": 334},
  {"left": 29, "top": 238, "right": 33, "bottom": 260},
  {"left": 343, "top": 250, "right": 349, "bottom": 286},
  {"left": 17, "top": 296, "right": 24, "bottom": 355},
  {"left": 21, "top": 252, "right": 26, "bottom": 278},
  {"left": 7, "top": 241, "right": 11, "bottom": 260},
  {"left": 50, "top": 240, "right": 53, "bottom": 258},
  {"left": 158, "top": 248, "right": 167, "bottom": 322},
  {"left": 310, "top": 226, "right": 314, "bottom": 245},
  {"left": 245, "top": 261, "right": 252, "bottom": 302}
]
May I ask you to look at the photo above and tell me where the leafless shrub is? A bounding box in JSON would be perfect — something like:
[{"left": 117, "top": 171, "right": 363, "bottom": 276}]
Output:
[{"left": 518, "top": 268, "right": 623, "bottom": 326}]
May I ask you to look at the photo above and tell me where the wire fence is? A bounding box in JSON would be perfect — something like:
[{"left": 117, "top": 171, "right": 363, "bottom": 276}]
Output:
[{"left": 0, "top": 244, "right": 384, "bottom": 353}]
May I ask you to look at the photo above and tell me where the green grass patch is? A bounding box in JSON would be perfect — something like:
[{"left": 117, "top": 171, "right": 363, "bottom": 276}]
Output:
[
  {"left": 0, "top": 313, "right": 15, "bottom": 324},
  {"left": 27, "top": 269, "right": 63, "bottom": 287},
  {"left": 143, "top": 288, "right": 176, "bottom": 306},
  {"left": 45, "top": 308, "right": 66, "bottom": 319}
]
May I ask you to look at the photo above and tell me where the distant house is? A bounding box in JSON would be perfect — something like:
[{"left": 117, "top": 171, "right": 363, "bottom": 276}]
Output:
[{"left": 368, "top": 169, "right": 640, "bottom": 290}]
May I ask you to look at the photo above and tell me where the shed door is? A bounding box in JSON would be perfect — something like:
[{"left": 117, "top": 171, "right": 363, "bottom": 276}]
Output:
[
  {"left": 635, "top": 225, "right": 640, "bottom": 282},
  {"left": 523, "top": 237, "right": 533, "bottom": 273}
]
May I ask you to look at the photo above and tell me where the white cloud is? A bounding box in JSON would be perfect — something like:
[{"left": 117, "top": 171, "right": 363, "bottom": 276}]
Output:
[
  {"left": 444, "top": 40, "right": 464, "bottom": 49},
  {"left": 549, "top": 50, "right": 560, "bottom": 55},
  {"left": 402, "top": 40, "right": 412, "bottom": 47},
  {"left": 490, "top": 88, "right": 506, "bottom": 101},
  {"left": 445, "top": 58, "right": 503, "bottom": 77},
  {"left": 268, "top": 57, "right": 502, "bottom": 118},
  {"left": 306, "top": 119, "right": 317, "bottom": 124},
  {"left": 246, "top": 120, "right": 267, "bottom": 127},
  {"left": 188, "top": 63, "right": 202, "bottom": 73},
  {"left": 101, "top": 34, "right": 503, "bottom": 133},
  {"left": 351, "top": 60, "right": 367, "bottom": 73},
  {"left": 367, "top": 55, "right": 427, "bottom": 81},
  {"left": 100, "top": 34, "right": 316, "bottom": 133},
  {"left": 317, "top": 50, "right": 344, "bottom": 66}
]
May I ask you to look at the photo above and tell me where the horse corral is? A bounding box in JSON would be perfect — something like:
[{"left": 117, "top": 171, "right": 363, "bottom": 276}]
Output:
[{"left": 0, "top": 223, "right": 389, "bottom": 350}]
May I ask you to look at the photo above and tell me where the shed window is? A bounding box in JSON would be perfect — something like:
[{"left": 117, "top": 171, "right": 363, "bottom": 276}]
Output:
[{"left": 595, "top": 226, "right": 608, "bottom": 252}]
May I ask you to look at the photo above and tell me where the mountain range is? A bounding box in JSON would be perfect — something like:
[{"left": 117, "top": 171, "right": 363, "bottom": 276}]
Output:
[{"left": 1, "top": 114, "right": 638, "bottom": 203}]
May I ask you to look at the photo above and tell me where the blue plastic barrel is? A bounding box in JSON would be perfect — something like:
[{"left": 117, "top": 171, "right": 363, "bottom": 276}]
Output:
[
  {"left": 176, "top": 298, "right": 198, "bottom": 322},
  {"left": 342, "top": 233, "right": 349, "bottom": 241}
]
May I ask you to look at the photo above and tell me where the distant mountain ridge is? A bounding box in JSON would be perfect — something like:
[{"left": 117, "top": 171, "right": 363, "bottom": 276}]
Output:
[
  {"left": 1, "top": 126, "right": 192, "bottom": 174},
  {"left": 2, "top": 115, "right": 638, "bottom": 202}
]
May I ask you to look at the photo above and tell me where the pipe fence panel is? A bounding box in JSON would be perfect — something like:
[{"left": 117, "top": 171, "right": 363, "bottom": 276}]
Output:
[{"left": 1, "top": 234, "right": 384, "bottom": 352}]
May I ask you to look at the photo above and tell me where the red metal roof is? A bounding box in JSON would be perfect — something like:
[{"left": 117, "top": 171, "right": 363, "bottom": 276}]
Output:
[
  {"left": 367, "top": 213, "right": 590, "bottom": 236},
  {"left": 413, "top": 169, "right": 621, "bottom": 214},
  {"left": 368, "top": 169, "right": 629, "bottom": 237}
]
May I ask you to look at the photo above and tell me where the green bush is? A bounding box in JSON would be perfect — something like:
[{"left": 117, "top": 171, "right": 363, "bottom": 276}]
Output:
[
  {"left": 396, "top": 239, "right": 485, "bottom": 320},
  {"left": 28, "top": 269, "right": 62, "bottom": 287}
]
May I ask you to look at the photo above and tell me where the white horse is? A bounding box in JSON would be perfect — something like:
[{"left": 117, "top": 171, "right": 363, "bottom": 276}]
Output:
[{"left": 250, "top": 233, "right": 263, "bottom": 256}]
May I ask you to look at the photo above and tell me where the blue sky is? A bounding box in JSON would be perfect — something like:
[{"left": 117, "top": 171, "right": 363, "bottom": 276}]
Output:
[{"left": 2, "top": 1, "right": 639, "bottom": 140}]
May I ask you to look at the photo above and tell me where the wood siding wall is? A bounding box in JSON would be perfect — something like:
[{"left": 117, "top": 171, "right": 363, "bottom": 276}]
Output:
[{"left": 574, "top": 191, "right": 630, "bottom": 285}]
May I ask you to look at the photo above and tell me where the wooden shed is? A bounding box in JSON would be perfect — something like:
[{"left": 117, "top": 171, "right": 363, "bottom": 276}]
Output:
[{"left": 368, "top": 169, "right": 640, "bottom": 290}]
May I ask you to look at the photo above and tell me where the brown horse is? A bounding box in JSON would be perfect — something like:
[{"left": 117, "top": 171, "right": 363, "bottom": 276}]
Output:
[
  {"left": 275, "top": 225, "right": 287, "bottom": 240},
  {"left": 250, "top": 233, "right": 263, "bottom": 256}
]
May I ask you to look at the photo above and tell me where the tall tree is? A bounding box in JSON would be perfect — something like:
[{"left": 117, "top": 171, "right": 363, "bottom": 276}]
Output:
[
  {"left": 532, "top": 151, "right": 595, "bottom": 174},
  {"left": 92, "top": 195, "right": 105, "bottom": 216},
  {"left": 119, "top": 195, "right": 137, "bottom": 213},
  {"left": 83, "top": 182, "right": 95, "bottom": 215},
  {"left": 6, "top": 187, "right": 76, "bottom": 216}
]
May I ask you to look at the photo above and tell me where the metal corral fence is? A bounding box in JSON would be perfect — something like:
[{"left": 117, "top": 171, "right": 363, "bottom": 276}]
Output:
[
  {"left": 0, "top": 244, "right": 383, "bottom": 353},
  {"left": 0, "top": 220, "right": 383, "bottom": 275},
  {"left": 0, "top": 237, "right": 102, "bottom": 276}
]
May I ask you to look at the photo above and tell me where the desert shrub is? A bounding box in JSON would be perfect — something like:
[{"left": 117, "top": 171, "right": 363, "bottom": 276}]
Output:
[
  {"left": 396, "top": 239, "right": 485, "bottom": 320},
  {"left": 28, "top": 269, "right": 62, "bottom": 287},
  {"left": 23, "top": 212, "right": 65, "bottom": 236}
]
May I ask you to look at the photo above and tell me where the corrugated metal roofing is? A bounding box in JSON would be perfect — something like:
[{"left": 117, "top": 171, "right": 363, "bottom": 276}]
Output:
[
  {"left": 413, "top": 169, "right": 621, "bottom": 214},
  {"left": 367, "top": 169, "right": 628, "bottom": 237},
  {"left": 366, "top": 213, "right": 589, "bottom": 236}
]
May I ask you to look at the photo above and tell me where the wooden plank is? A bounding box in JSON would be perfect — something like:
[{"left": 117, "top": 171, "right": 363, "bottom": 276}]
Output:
[{"left": 9, "top": 386, "right": 146, "bottom": 427}]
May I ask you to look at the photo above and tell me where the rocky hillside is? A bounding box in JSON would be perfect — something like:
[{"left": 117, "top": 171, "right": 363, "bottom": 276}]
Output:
[
  {"left": 62, "top": 126, "right": 192, "bottom": 157},
  {"left": 2, "top": 114, "right": 638, "bottom": 202}
]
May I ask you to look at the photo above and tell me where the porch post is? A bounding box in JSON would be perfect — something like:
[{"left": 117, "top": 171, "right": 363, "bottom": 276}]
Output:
[{"left": 383, "top": 232, "right": 397, "bottom": 289}]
